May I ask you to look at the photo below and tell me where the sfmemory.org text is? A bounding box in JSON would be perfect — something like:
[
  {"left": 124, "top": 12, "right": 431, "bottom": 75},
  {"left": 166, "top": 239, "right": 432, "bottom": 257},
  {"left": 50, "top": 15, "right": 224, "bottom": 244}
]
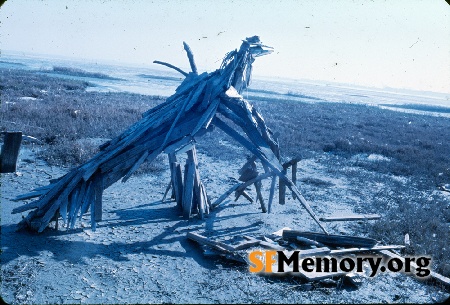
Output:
[{"left": 248, "top": 250, "right": 431, "bottom": 278}]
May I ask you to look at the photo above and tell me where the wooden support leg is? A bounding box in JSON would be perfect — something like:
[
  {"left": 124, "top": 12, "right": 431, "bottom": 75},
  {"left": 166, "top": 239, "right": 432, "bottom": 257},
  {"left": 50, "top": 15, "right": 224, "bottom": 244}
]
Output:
[
  {"left": 267, "top": 175, "right": 277, "bottom": 213},
  {"left": 175, "top": 164, "right": 183, "bottom": 208},
  {"left": 279, "top": 168, "right": 287, "bottom": 205},
  {"left": 235, "top": 190, "right": 253, "bottom": 203},
  {"left": 0, "top": 131, "right": 22, "bottom": 173},
  {"left": 162, "top": 181, "right": 172, "bottom": 202},
  {"left": 182, "top": 148, "right": 196, "bottom": 219},
  {"left": 94, "top": 175, "right": 103, "bottom": 222},
  {"left": 254, "top": 180, "right": 267, "bottom": 213},
  {"left": 169, "top": 153, "right": 183, "bottom": 210},
  {"left": 292, "top": 161, "right": 298, "bottom": 200}
]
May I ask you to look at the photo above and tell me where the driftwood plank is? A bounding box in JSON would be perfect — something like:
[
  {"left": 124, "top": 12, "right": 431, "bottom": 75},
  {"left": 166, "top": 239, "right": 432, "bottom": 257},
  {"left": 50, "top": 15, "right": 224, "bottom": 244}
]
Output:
[
  {"left": 191, "top": 98, "right": 221, "bottom": 136},
  {"left": 201, "top": 182, "right": 210, "bottom": 215},
  {"left": 169, "top": 153, "right": 183, "bottom": 209},
  {"left": 182, "top": 153, "right": 196, "bottom": 219},
  {"left": 175, "top": 164, "right": 184, "bottom": 209},
  {"left": 242, "top": 235, "right": 285, "bottom": 251},
  {"left": 79, "top": 181, "right": 94, "bottom": 217},
  {"left": 267, "top": 175, "right": 277, "bottom": 213},
  {"left": 291, "top": 161, "right": 298, "bottom": 200},
  {"left": 162, "top": 181, "right": 172, "bottom": 202},
  {"left": 232, "top": 239, "right": 261, "bottom": 250},
  {"left": 13, "top": 190, "right": 48, "bottom": 202},
  {"left": 211, "top": 171, "right": 273, "bottom": 208},
  {"left": 329, "top": 245, "right": 405, "bottom": 255},
  {"left": 283, "top": 230, "right": 378, "bottom": 248},
  {"left": 12, "top": 171, "right": 75, "bottom": 214},
  {"left": 100, "top": 144, "right": 146, "bottom": 173},
  {"left": 187, "top": 232, "right": 234, "bottom": 253},
  {"left": 319, "top": 214, "right": 381, "bottom": 222},
  {"left": 254, "top": 180, "right": 267, "bottom": 213},
  {"left": 296, "top": 236, "right": 327, "bottom": 248},
  {"left": 163, "top": 136, "right": 193, "bottom": 155},
  {"left": 185, "top": 80, "right": 207, "bottom": 112},
  {"left": 279, "top": 168, "right": 286, "bottom": 205},
  {"left": 37, "top": 169, "right": 85, "bottom": 232},
  {"left": 121, "top": 150, "right": 150, "bottom": 183},
  {"left": 289, "top": 247, "right": 332, "bottom": 257},
  {"left": 67, "top": 187, "right": 80, "bottom": 229},
  {"left": 153, "top": 60, "right": 188, "bottom": 76},
  {"left": 93, "top": 174, "right": 103, "bottom": 222},
  {"left": 234, "top": 189, "right": 253, "bottom": 203},
  {"left": 183, "top": 41, "right": 198, "bottom": 74},
  {"left": 59, "top": 195, "right": 69, "bottom": 225}
]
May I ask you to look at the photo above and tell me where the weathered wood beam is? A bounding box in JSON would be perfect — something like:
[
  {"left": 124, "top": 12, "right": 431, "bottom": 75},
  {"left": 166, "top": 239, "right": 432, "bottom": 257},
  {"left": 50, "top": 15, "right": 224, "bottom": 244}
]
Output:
[
  {"left": 267, "top": 175, "right": 277, "bottom": 213},
  {"left": 254, "top": 180, "right": 267, "bottom": 213},
  {"left": 279, "top": 168, "right": 286, "bottom": 205},
  {"left": 153, "top": 60, "right": 188, "bottom": 76},
  {"left": 182, "top": 149, "right": 196, "bottom": 219},
  {"left": 183, "top": 41, "right": 198, "bottom": 75},
  {"left": 212, "top": 171, "right": 273, "bottom": 208},
  {"left": 319, "top": 214, "right": 381, "bottom": 222},
  {"left": 187, "top": 232, "right": 234, "bottom": 253},
  {"left": 283, "top": 230, "right": 378, "bottom": 248}
]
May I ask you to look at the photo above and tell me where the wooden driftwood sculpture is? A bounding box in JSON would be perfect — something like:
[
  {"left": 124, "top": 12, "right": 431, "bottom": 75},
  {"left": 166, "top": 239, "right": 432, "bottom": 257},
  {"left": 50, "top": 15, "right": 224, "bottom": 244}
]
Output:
[{"left": 13, "top": 36, "right": 328, "bottom": 234}]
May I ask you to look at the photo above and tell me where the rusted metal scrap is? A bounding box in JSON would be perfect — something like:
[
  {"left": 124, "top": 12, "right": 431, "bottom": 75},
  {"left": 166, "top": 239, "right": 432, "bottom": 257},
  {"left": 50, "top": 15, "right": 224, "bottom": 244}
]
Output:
[{"left": 12, "top": 36, "right": 327, "bottom": 234}]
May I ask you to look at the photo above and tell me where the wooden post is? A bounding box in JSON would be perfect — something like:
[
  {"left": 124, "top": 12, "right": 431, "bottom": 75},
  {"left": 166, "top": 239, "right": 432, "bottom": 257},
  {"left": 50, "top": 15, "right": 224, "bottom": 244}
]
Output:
[
  {"left": 279, "top": 168, "right": 287, "bottom": 205},
  {"left": 267, "top": 175, "right": 277, "bottom": 213},
  {"left": 254, "top": 180, "right": 267, "bottom": 213},
  {"left": 0, "top": 131, "right": 22, "bottom": 173},
  {"left": 183, "top": 149, "right": 196, "bottom": 219},
  {"left": 94, "top": 174, "right": 103, "bottom": 222},
  {"left": 169, "top": 153, "right": 183, "bottom": 210},
  {"left": 291, "top": 161, "right": 298, "bottom": 200}
]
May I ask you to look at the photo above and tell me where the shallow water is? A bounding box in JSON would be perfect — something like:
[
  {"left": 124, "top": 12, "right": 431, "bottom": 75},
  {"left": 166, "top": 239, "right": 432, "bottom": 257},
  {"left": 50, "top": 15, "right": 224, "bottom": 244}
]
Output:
[{"left": 1, "top": 50, "right": 449, "bottom": 117}]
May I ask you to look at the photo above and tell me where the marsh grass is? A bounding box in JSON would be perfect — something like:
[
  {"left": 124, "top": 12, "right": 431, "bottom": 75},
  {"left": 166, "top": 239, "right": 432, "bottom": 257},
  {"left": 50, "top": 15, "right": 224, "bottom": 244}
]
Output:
[
  {"left": 1, "top": 67, "right": 449, "bottom": 276},
  {"left": 0, "top": 68, "right": 165, "bottom": 170},
  {"left": 253, "top": 98, "right": 450, "bottom": 183}
]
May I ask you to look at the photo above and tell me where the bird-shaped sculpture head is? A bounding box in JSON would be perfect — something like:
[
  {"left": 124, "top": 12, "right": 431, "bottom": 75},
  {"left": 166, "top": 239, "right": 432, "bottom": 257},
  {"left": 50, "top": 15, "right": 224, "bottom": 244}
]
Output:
[{"left": 221, "top": 36, "right": 273, "bottom": 93}]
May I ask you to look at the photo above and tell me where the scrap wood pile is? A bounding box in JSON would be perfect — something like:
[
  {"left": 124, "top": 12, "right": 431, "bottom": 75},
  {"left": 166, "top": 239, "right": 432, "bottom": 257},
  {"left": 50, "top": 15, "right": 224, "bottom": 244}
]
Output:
[
  {"left": 12, "top": 36, "right": 327, "bottom": 233},
  {"left": 187, "top": 228, "right": 450, "bottom": 288}
]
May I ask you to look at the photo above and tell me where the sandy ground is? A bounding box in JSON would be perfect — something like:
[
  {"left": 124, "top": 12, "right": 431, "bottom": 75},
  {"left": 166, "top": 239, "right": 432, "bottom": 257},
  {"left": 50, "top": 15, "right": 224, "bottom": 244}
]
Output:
[{"left": 1, "top": 144, "right": 449, "bottom": 304}]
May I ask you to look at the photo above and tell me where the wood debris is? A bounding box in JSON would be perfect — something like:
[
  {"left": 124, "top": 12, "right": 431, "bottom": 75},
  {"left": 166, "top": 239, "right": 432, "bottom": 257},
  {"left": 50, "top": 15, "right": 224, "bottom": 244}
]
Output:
[{"left": 187, "top": 228, "right": 411, "bottom": 286}]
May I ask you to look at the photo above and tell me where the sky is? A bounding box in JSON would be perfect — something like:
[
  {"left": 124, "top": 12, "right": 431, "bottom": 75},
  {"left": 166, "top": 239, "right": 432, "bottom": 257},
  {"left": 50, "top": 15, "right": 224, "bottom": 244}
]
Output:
[{"left": 0, "top": 0, "right": 449, "bottom": 93}]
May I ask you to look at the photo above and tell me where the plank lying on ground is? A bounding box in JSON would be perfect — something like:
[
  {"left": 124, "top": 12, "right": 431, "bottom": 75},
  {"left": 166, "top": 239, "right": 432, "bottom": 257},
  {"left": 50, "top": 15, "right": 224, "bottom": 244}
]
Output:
[
  {"left": 231, "top": 239, "right": 262, "bottom": 250},
  {"left": 187, "top": 232, "right": 235, "bottom": 253},
  {"left": 329, "top": 245, "right": 405, "bottom": 255},
  {"left": 269, "top": 227, "right": 291, "bottom": 239},
  {"left": 296, "top": 236, "right": 327, "bottom": 248},
  {"left": 319, "top": 214, "right": 381, "bottom": 222},
  {"left": 283, "top": 230, "right": 378, "bottom": 248},
  {"left": 296, "top": 247, "right": 331, "bottom": 257},
  {"left": 243, "top": 235, "right": 285, "bottom": 250},
  {"left": 380, "top": 250, "right": 450, "bottom": 287}
]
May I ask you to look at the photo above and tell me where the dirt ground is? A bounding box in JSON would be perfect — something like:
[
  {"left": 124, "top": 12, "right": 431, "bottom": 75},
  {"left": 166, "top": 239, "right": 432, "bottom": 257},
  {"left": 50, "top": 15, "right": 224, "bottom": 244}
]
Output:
[{"left": 1, "top": 145, "right": 449, "bottom": 304}]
